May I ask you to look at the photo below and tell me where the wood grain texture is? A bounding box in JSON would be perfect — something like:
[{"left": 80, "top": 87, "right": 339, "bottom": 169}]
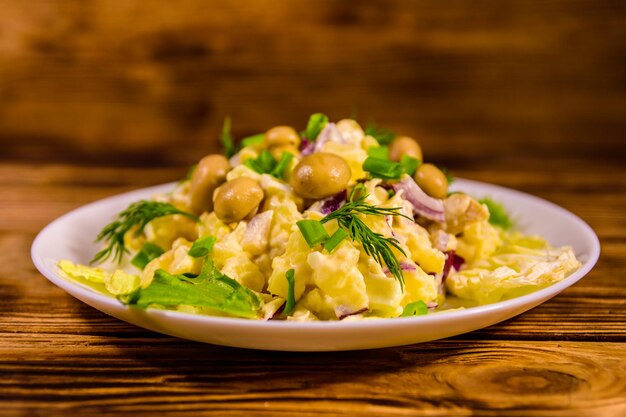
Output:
[
  {"left": 1, "top": 0, "right": 625, "bottom": 165},
  {"left": 1, "top": 1, "right": 626, "bottom": 415},
  {"left": 2, "top": 341, "right": 625, "bottom": 417},
  {"left": 2, "top": 157, "right": 625, "bottom": 416}
]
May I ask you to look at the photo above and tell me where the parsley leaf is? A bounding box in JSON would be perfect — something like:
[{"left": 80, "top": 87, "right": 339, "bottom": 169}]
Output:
[
  {"left": 244, "top": 150, "right": 294, "bottom": 179},
  {"left": 479, "top": 197, "right": 514, "bottom": 230},
  {"left": 364, "top": 122, "right": 396, "bottom": 145}
]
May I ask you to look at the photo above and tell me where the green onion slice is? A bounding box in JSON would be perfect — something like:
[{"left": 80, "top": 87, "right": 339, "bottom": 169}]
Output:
[
  {"left": 284, "top": 269, "right": 296, "bottom": 315},
  {"left": 257, "top": 150, "right": 276, "bottom": 173},
  {"left": 220, "top": 116, "right": 236, "bottom": 158},
  {"left": 303, "top": 113, "right": 328, "bottom": 141},
  {"left": 270, "top": 152, "right": 294, "bottom": 179},
  {"left": 240, "top": 133, "right": 265, "bottom": 148},
  {"left": 401, "top": 300, "right": 428, "bottom": 317},
  {"left": 131, "top": 242, "right": 164, "bottom": 270},
  {"left": 323, "top": 228, "right": 348, "bottom": 253},
  {"left": 400, "top": 155, "right": 420, "bottom": 176},
  {"left": 188, "top": 236, "right": 217, "bottom": 258},
  {"left": 367, "top": 146, "right": 389, "bottom": 160},
  {"left": 243, "top": 158, "right": 263, "bottom": 173},
  {"left": 296, "top": 219, "right": 330, "bottom": 247},
  {"left": 362, "top": 157, "right": 404, "bottom": 180}
]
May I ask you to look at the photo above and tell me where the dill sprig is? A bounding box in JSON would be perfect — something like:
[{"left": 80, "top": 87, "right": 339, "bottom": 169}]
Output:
[
  {"left": 321, "top": 187, "right": 410, "bottom": 288},
  {"left": 91, "top": 201, "right": 198, "bottom": 265}
]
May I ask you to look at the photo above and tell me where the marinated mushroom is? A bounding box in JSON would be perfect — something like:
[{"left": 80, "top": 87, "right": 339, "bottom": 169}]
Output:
[
  {"left": 214, "top": 177, "right": 265, "bottom": 223},
  {"left": 189, "top": 154, "right": 231, "bottom": 214},
  {"left": 290, "top": 152, "right": 351, "bottom": 199},
  {"left": 415, "top": 163, "right": 448, "bottom": 199},
  {"left": 264, "top": 126, "right": 301, "bottom": 149},
  {"left": 388, "top": 136, "right": 423, "bottom": 162}
]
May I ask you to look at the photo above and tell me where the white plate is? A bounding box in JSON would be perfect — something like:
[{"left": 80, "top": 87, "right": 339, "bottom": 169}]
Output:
[{"left": 31, "top": 179, "right": 600, "bottom": 351}]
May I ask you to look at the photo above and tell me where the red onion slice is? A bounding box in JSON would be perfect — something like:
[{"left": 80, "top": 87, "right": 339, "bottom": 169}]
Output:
[
  {"left": 392, "top": 176, "right": 445, "bottom": 222},
  {"left": 300, "top": 137, "right": 316, "bottom": 156},
  {"left": 301, "top": 123, "right": 347, "bottom": 156},
  {"left": 442, "top": 250, "right": 465, "bottom": 282},
  {"left": 320, "top": 190, "right": 347, "bottom": 215},
  {"left": 383, "top": 262, "right": 416, "bottom": 276},
  {"left": 452, "top": 252, "right": 465, "bottom": 271},
  {"left": 336, "top": 306, "right": 368, "bottom": 320},
  {"left": 400, "top": 262, "right": 417, "bottom": 271}
]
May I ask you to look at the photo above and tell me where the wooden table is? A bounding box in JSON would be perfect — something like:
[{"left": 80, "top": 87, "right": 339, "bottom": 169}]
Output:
[{"left": 2, "top": 156, "right": 625, "bottom": 416}]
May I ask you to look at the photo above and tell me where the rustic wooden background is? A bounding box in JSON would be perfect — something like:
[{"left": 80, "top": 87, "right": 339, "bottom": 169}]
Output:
[
  {"left": 2, "top": 0, "right": 625, "bottom": 166},
  {"left": 1, "top": 0, "right": 625, "bottom": 416}
]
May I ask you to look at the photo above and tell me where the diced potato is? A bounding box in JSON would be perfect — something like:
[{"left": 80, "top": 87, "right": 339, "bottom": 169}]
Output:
[
  {"left": 267, "top": 232, "right": 313, "bottom": 301},
  {"left": 401, "top": 266, "right": 438, "bottom": 307},
  {"left": 144, "top": 214, "right": 198, "bottom": 250},
  {"left": 300, "top": 289, "right": 336, "bottom": 320},
  {"left": 211, "top": 222, "right": 247, "bottom": 269},
  {"left": 456, "top": 220, "right": 502, "bottom": 263},
  {"left": 402, "top": 221, "right": 445, "bottom": 274},
  {"left": 266, "top": 195, "right": 303, "bottom": 259},
  {"left": 197, "top": 212, "right": 231, "bottom": 240},
  {"left": 307, "top": 242, "right": 369, "bottom": 318},
  {"left": 221, "top": 253, "right": 265, "bottom": 292}
]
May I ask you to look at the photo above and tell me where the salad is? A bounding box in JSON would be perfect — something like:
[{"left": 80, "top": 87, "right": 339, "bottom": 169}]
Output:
[{"left": 58, "top": 114, "right": 581, "bottom": 321}]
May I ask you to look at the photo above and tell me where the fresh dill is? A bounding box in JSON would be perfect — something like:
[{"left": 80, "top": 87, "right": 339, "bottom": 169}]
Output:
[
  {"left": 321, "top": 187, "right": 410, "bottom": 289},
  {"left": 91, "top": 201, "right": 198, "bottom": 265}
]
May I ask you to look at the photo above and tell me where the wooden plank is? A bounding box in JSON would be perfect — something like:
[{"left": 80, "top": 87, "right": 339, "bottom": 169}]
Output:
[
  {"left": 1, "top": 1, "right": 625, "bottom": 164},
  {"left": 2, "top": 155, "right": 624, "bottom": 416},
  {"left": 1, "top": 340, "right": 624, "bottom": 416}
]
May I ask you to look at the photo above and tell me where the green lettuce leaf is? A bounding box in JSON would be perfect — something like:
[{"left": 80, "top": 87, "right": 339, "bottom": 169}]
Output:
[
  {"left": 446, "top": 233, "right": 581, "bottom": 304},
  {"left": 122, "top": 258, "right": 261, "bottom": 319}
]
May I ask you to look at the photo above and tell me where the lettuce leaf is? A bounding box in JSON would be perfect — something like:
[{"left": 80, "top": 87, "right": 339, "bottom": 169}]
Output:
[
  {"left": 121, "top": 258, "right": 262, "bottom": 319},
  {"left": 479, "top": 197, "right": 514, "bottom": 230},
  {"left": 58, "top": 260, "right": 140, "bottom": 296},
  {"left": 59, "top": 258, "right": 261, "bottom": 319},
  {"left": 446, "top": 234, "right": 581, "bottom": 304}
]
